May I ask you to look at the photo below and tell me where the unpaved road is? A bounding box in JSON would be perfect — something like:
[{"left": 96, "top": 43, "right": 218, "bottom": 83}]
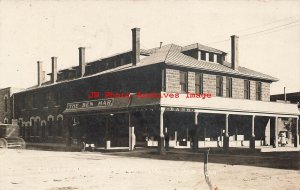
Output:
[{"left": 0, "top": 149, "right": 299, "bottom": 190}]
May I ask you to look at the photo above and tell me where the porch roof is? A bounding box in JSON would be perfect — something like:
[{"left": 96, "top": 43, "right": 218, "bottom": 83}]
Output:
[
  {"left": 160, "top": 94, "right": 300, "bottom": 117},
  {"left": 63, "top": 93, "right": 299, "bottom": 118}
]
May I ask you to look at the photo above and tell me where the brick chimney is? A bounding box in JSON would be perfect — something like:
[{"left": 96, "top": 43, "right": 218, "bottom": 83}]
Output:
[
  {"left": 79, "top": 47, "right": 85, "bottom": 77},
  {"left": 51, "top": 57, "right": 57, "bottom": 83},
  {"left": 231, "top": 35, "right": 239, "bottom": 70},
  {"left": 42, "top": 71, "right": 46, "bottom": 82},
  {"left": 37, "top": 61, "right": 43, "bottom": 86},
  {"left": 131, "top": 28, "right": 140, "bottom": 65}
]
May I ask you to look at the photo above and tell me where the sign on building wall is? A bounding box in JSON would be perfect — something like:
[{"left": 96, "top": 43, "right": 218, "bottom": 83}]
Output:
[
  {"left": 66, "top": 99, "right": 113, "bottom": 110},
  {"left": 165, "top": 107, "right": 195, "bottom": 112}
]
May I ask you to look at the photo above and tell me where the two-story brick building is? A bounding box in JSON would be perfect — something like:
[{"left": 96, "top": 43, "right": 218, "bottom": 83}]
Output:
[{"left": 11, "top": 28, "right": 299, "bottom": 152}]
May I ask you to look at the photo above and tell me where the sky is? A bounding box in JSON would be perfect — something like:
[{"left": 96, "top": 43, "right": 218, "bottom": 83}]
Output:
[{"left": 0, "top": 0, "right": 299, "bottom": 95}]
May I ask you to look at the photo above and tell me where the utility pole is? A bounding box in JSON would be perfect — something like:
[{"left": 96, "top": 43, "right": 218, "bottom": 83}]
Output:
[{"left": 284, "top": 87, "right": 286, "bottom": 103}]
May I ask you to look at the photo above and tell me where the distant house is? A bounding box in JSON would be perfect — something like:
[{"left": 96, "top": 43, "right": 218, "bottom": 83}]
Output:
[
  {"left": 0, "top": 87, "right": 23, "bottom": 124},
  {"left": 271, "top": 92, "right": 300, "bottom": 106}
]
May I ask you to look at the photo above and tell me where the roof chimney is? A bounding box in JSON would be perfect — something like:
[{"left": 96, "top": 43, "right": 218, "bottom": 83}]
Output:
[
  {"left": 51, "top": 57, "right": 57, "bottom": 83},
  {"left": 231, "top": 35, "right": 239, "bottom": 70},
  {"left": 131, "top": 28, "right": 140, "bottom": 65},
  {"left": 79, "top": 47, "right": 86, "bottom": 77},
  {"left": 160, "top": 42, "right": 163, "bottom": 48},
  {"left": 42, "top": 71, "right": 46, "bottom": 82},
  {"left": 37, "top": 61, "right": 43, "bottom": 86}
]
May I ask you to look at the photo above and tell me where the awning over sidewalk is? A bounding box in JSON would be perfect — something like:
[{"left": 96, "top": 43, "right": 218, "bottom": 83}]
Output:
[
  {"left": 160, "top": 94, "right": 300, "bottom": 117},
  {"left": 63, "top": 93, "right": 300, "bottom": 118}
]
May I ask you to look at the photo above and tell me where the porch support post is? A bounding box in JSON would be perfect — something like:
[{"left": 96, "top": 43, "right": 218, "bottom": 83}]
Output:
[
  {"left": 104, "top": 115, "right": 110, "bottom": 150},
  {"left": 250, "top": 115, "right": 256, "bottom": 150},
  {"left": 128, "top": 112, "right": 133, "bottom": 151},
  {"left": 223, "top": 113, "right": 229, "bottom": 150},
  {"left": 66, "top": 118, "right": 71, "bottom": 148},
  {"left": 296, "top": 117, "right": 299, "bottom": 148},
  {"left": 274, "top": 116, "right": 278, "bottom": 148},
  {"left": 193, "top": 112, "right": 200, "bottom": 150},
  {"left": 158, "top": 107, "right": 166, "bottom": 154}
]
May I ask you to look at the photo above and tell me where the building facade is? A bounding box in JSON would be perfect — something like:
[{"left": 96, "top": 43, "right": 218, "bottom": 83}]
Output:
[
  {"left": 0, "top": 87, "right": 23, "bottom": 124},
  {"left": 271, "top": 92, "right": 300, "bottom": 105},
  {"left": 7, "top": 28, "right": 299, "bottom": 152}
]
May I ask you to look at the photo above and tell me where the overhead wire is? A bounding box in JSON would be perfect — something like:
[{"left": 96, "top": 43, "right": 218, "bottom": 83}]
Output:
[{"left": 204, "top": 16, "right": 300, "bottom": 46}]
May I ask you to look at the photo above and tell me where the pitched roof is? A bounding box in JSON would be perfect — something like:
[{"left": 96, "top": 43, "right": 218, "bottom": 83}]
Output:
[
  {"left": 20, "top": 43, "right": 278, "bottom": 93},
  {"left": 162, "top": 44, "right": 278, "bottom": 81},
  {"left": 181, "top": 43, "right": 226, "bottom": 54}
]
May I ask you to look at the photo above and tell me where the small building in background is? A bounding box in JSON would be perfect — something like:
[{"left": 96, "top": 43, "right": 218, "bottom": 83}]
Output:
[
  {"left": 0, "top": 87, "right": 23, "bottom": 124},
  {"left": 271, "top": 92, "right": 300, "bottom": 106}
]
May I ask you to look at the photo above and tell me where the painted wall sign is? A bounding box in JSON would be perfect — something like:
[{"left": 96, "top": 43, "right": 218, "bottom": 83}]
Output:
[
  {"left": 66, "top": 99, "right": 113, "bottom": 110},
  {"left": 164, "top": 107, "right": 195, "bottom": 112}
]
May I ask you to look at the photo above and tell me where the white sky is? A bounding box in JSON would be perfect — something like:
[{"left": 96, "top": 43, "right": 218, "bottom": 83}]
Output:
[{"left": 0, "top": 0, "right": 299, "bottom": 95}]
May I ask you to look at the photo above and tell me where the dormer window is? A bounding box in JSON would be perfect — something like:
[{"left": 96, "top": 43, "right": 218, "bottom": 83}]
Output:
[
  {"left": 116, "top": 58, "right": 121, "bottom": 67},
  {"left": 201, "top": 51, "right": 206, "bottom": 61},
  {"left": 209, "top": 53, "right": 214, "bottom": 62},
  {"left": 217, "top": 55, "right": 222, "bottom": 63}
]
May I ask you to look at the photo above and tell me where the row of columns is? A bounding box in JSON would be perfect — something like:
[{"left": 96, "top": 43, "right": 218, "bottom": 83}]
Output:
[
  {"left": 68, "top": 109, "right": 299, "bottom": 152},
  {"left": 156, "top": 108, "right": 299, "bottom": 154}
]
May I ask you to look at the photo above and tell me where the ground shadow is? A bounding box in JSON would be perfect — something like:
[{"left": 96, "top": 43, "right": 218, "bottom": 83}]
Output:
[{"left": 102, "top": 147, "right": 300, "bottom": 170}]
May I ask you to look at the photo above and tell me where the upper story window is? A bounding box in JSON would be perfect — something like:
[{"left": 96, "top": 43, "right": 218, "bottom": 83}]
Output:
[
  {"left": 180, "top": 71, "right": 188, "bottom": 93},
  {"left": 201, "top": 51, "right": 206, "bottom": 61},
  {"left": 195, "top": 73, "right": 203, "bottom": 94},
  {"left": 216, "top": 76, "right": 223, "bottom": 97},
  {"left": 217, "top": 55, "right": 222, "bottom": 63},
  {"left": 21, "top": 96, "right": 26, "bottom": 109},
  {"left": 32, "top": 94, "right": 37, "bottom": 108},
  {"left": 116, "top": 58, "right": 121, "bottom": 67},
  {"left": 244, "top": 80, "right": 250, "bottom": 99},
  {"left": 124, "top": 54, "right": 132, "bottom": 64},
  {"left": 4, "top": 96, "right": 8, "bottom": 112},
  {"left": 226, "top": 77, "right": 232, "bottom": 98},
  {"left": 42, "top": 92, "right": 48, "bottom": 107},
  {"left": 256, "top": 82, "right": 262, "bottom": 100},
  {"left": 209, "top": 53, "right": 214, "bottom": 62},
  {"left": 162, "top": 69, "right": 166, "bottom": 92},
  {"left": 55, "top": 91, "right": 62, "bottom": 105}
]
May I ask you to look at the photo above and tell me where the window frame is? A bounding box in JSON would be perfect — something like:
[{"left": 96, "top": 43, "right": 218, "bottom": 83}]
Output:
[
  {"left": 216, "top": 76, "right": 223, "bottom": 97},
  {"left": 244, "top": 80, "right": 250, "bottom": 99},
  {"left": 42, "top": 92, "right": 48, "bottom": 107},
  {"left": 201, "top": 51, "right": 206, "bottom": 61},
  {"left": 179, "top": 71, "right": 188, "bottom": 93},
  {"left": 4, "top": 96, "right": 8, "bottom": 112},
  {"left": 209, "top": 53, "right": 214, "bottom": 62},
  {"left": 21, "top": 96, "right": 26, "bottom": 109},
  {"left": 195, "top": 73, "right": 203, "bottom": 94},
  {"left": 32, "top": 94, "right": 37, "bottom": 109},
  {"left": 226, "top": 77, "right": 232, "bottom": 98},
  {"left": 256, "top": 81, "right": 262, "bottom": 100},
  {"left": 162, "top": 68, "right": 166, "bottom": 92}
]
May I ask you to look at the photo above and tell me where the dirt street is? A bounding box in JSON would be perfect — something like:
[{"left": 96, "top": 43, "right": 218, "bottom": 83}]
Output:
[{"left": 0, "top": 149, "right": 299, "bottom": 190}]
